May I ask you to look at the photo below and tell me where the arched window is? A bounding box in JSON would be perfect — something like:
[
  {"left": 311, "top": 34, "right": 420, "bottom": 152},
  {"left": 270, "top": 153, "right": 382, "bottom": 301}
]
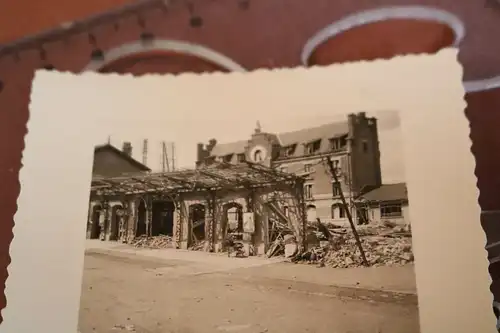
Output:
[
  {"left": 331, "top": 204, "right": 346, "bottom": 219},
  {"left": 306, "top": 205, "right": 317, "bottom": 222}
]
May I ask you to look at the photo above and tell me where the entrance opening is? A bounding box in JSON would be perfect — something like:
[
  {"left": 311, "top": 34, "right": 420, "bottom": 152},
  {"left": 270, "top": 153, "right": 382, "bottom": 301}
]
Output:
[
  {"left": 356, "top": 206, "right": 368, "bottom": 225},
  {"left": 90, "top": 205, "right": 102, "bottom": 239},
  {"left": 221, "top": 203, "right": 244, "bottom": 246},
  {"left": 136, "top": 199, "right": 147, "bottom": 237},
  {"left": 189, "top": 204, "right": 206, "bottom": 246},
  {"left": 306, "top": 205, "right": 317, "bottom": 223},
  {"left": 110, "top": 205, "right": 123, "bottom": 241},
  {"left": 151, "top": 201, "right": 175, "bottom": 236}
]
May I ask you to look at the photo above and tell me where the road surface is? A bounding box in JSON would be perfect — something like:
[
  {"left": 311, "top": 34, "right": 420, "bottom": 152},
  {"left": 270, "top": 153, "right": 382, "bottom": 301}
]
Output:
[{"left": 78, "top": 248, "right": 420, "bottom": 333}]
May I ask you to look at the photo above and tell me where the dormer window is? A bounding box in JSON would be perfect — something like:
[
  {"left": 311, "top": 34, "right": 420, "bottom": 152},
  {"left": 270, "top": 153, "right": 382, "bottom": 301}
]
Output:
[
  {"left": 280, "top": 144, "right": 297, "bottom": 158},
  {"left": 205, "top": 156, "right": 216, "bottom": 165},
  {"left": 237, "top": 154, "right": 246, "bottom": 163},
  {"left": 305, "top": 140, "right": 321, "bottom": 155},
  {"left": 329, "top": 135, "right": 347, "bottom": 151},
  {"left": 223, "top": 154, "right": 234, "bottom": 163}
]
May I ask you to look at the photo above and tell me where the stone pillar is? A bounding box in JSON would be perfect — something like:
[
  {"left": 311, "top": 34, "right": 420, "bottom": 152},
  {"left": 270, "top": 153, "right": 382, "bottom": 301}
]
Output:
[
  {"left": 86, "top": 201, "right": 97, "bottom": 239},
  {"left": 100, "top": 201, "right": 110, "bottom": 241},
  {"left": 180, "top": 202, "right": 189, "bottom": 249},
  {"left": 146, "top": 197, "right": 153, "bottom": 237},
  {"left": 173, "top": 198, "right": 185, "bottom": 249},
  {"left": 204, "top": 194, "right": 217, "bottom": 252},
  {"left": 252, "top": 194, "right": 268, "bottom": 255},
  {"left": 119, "top": 200, "right": 129, "bottom": 242},
  {"left": 126, "top": 200, "right": 137, "bottom": 242},
  {"left": 212, "top": 200, "right": 224, "bottom": 253}
]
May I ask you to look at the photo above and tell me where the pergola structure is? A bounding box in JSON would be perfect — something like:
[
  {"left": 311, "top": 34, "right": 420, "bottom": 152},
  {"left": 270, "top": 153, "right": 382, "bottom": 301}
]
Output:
[
  {"left": 91, "top": 162, "right": 305, "bottom": 195},
  {"left": 89, "top": 162, "right": 307, "bottom": 251}
]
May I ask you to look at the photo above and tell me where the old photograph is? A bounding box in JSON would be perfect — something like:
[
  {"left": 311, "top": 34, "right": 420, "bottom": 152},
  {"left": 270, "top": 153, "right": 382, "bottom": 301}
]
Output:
[{"left": 81, "top": 110, "right": 418, "bottom": 333}]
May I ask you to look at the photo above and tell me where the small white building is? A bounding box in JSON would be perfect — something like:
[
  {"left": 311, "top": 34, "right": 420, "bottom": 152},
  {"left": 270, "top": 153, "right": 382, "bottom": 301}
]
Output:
[{"left": 356, "top": 183, "right": 410, "bottom": 227}]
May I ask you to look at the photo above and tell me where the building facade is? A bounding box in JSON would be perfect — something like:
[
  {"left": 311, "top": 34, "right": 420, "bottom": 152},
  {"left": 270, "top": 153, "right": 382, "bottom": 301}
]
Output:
[{"left": 197, "top": 112, "right": 383, "bottom": 225}]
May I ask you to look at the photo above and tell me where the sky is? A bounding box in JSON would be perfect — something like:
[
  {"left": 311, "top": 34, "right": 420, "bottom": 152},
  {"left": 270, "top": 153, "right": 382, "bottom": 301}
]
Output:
[
  {"left": 44, "top": 62, "right": 425, "bottom": 184},
  {"left": 104, "top": 110, "right": 404, "bottom": 184}
]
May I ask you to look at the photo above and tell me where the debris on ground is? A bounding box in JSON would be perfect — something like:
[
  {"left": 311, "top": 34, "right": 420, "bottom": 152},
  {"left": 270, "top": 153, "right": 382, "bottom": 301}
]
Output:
[
  {"left": 112, "top": 324, "right": 136, "bottom": 331},
  {"left": 130, "top": 235, "right": 173, "bottom": 249},
  {"left": 189, "top": 241, "right": 205, "bottom": 251},
  {"left": 293, "top": 222, "right": 414, "bottom": 268}
]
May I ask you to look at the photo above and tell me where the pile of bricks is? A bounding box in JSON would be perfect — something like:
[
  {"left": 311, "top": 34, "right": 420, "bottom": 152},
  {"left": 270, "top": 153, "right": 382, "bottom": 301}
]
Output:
[
  {"left": 130, "top": 235, "right": 173, "bottom": 249},
  {"left": 296, "top": 223, "right": 414, "bottom": 268}
]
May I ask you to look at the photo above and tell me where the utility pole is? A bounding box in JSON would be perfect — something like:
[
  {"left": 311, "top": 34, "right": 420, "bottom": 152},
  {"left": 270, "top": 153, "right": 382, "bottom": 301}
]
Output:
[
  {"left": 142, "top": 139, "right": 148, "bottom": 166},
  {"left": 161, "top": 141, "right": 170, "bottom": 172},
  {"left": 171, "top": 142, "right": 176, "bottom": 171},
  {"left": 325, "top": 157, "right": 369, "bottom": 266}
]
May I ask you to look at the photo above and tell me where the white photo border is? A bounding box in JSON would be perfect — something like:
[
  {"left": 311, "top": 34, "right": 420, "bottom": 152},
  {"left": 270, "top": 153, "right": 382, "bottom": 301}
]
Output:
[{"left": 1, "top": 48, "right": 494, "bottom": 333}]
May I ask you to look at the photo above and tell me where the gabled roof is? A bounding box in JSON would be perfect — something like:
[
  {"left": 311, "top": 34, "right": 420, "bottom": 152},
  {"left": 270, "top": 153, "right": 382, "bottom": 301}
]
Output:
[
  {"left": 358, "top": 183, "right": 408, "bottom": 202},
  {"left": 94, "top": 144, "right": 151, "bottom": 172},
  {"left": 209, "top": 121, "right": 349, "bottom": 159}
]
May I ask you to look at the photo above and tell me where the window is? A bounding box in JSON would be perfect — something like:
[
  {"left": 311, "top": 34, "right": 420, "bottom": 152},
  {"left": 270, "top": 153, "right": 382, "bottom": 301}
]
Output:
[
  {"left": 223, "top": 154, "right": 233, "bottom": 163},
  {"left": 380, "top": 204, "right": 403, "bottom": 218},
  {"left": 331, "top": 204, "right": 346, "bottom": 219},
  {"left": 283, "top": 206, "right": 289, "bottom": 217},
  {"left": 338, "top": 206, "right": 346, "bottom": 218},
  {"left": 362, "top": 140, "right": 369, "bottom": 153},
  {"left": 304, "top": 164, "right": 312, "bottom": 172},
  {"left": 304, "top": 184, "right": 313, "bottom": 199},
  {"left": 331, "top": 159, "right": 340, "bottom": 171},
  {"left": 330, "top": 136, "right": 347, "bottom": 151},
  {"left": 281, "top": 144, "right": 297, "bottom": 158},
  {"left": 237, "top": 154, "right": 246, "bottom": 163},
  {"left": 305, "top": 140, "right": 321, "bottom": 155},
  {"left": 332, "top": 182, "right": 342, "bottom": 197}
]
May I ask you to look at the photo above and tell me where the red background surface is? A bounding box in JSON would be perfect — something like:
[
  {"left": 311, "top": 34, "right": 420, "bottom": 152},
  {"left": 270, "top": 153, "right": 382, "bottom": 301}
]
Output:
[{"left": 0, "top": 0, "right": 499, "bottom": 321}]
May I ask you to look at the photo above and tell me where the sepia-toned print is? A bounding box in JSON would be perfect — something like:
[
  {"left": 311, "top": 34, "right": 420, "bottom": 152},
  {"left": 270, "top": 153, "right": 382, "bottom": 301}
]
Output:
[{"left": 81, "top": 110, "right": 418, "bottom": 333}]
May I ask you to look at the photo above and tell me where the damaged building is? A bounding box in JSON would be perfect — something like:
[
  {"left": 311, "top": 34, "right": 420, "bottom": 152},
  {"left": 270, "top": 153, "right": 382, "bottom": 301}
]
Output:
[
  {"left": 196, "top": 112, "right": 408, "bottom": 226},
  {"left": 87, "top": 143, "right": 307, "bottom": 254}
]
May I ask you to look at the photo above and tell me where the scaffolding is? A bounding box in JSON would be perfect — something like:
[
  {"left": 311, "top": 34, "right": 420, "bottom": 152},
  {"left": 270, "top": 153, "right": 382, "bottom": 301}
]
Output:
[
  {"left": 91, "top": 162, "right": 303, "bottom": 196},
  {"left": 90, "top": 162, "right": 307, "bottom": 250}
]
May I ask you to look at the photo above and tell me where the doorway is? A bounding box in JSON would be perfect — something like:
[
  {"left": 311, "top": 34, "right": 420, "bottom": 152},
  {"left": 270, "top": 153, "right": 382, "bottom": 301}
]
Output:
[
  {"left": 136, "top": 199, "right": 147, "bottom": 237},
  {"left": 189, "top": 204, "right": 206, "bottom": 246},
  {"left": 90, "top": 205, "right": 102, "bottom": 239},
  {"left": 110, "top": 205, "right": 123, "bottom": 241},
  {"left": 151, "top": 201, "right": 175, "bottom": 236}
]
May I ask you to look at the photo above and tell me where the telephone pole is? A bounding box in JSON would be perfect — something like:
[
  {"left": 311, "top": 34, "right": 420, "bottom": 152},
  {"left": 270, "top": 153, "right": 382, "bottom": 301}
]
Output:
[
  {"left": 142, "top": 139, "right": 148, "bottom": 166},
  {"left": 161, "top": 141, "right": 170, "bottom": 172},
  {"left": 171, "top": 142, "right": 176, "bottom": 171}
]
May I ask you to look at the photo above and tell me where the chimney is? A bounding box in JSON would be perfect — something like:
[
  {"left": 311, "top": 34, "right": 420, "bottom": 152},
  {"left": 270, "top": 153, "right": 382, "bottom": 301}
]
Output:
[
  {"left": 197, "top": 143, "right": 206, "bottom": 163},
  {"left": 207, "top": 139, "right": 217, "bottom": 152},
  {"left": 122, "top": 142, "right": 133, "bottom": 156}
]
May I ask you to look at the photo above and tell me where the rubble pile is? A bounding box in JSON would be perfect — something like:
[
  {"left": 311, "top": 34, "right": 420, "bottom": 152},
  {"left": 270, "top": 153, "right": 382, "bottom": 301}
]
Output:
[
  {"left": 295, "top": 222, "right": 414, "bottom": 268},
  {"left": 189, "top": 242, "right": 205, "bottom": 251},
  {"left": 130, "top": 235, "right": 173, "bottom": 249}
]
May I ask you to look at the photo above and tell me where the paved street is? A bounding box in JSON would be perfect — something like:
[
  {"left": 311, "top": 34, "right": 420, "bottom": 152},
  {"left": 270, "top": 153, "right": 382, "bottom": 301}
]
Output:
[{"left": 78, "top": 242, "right": 420, "bottom": 333}]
